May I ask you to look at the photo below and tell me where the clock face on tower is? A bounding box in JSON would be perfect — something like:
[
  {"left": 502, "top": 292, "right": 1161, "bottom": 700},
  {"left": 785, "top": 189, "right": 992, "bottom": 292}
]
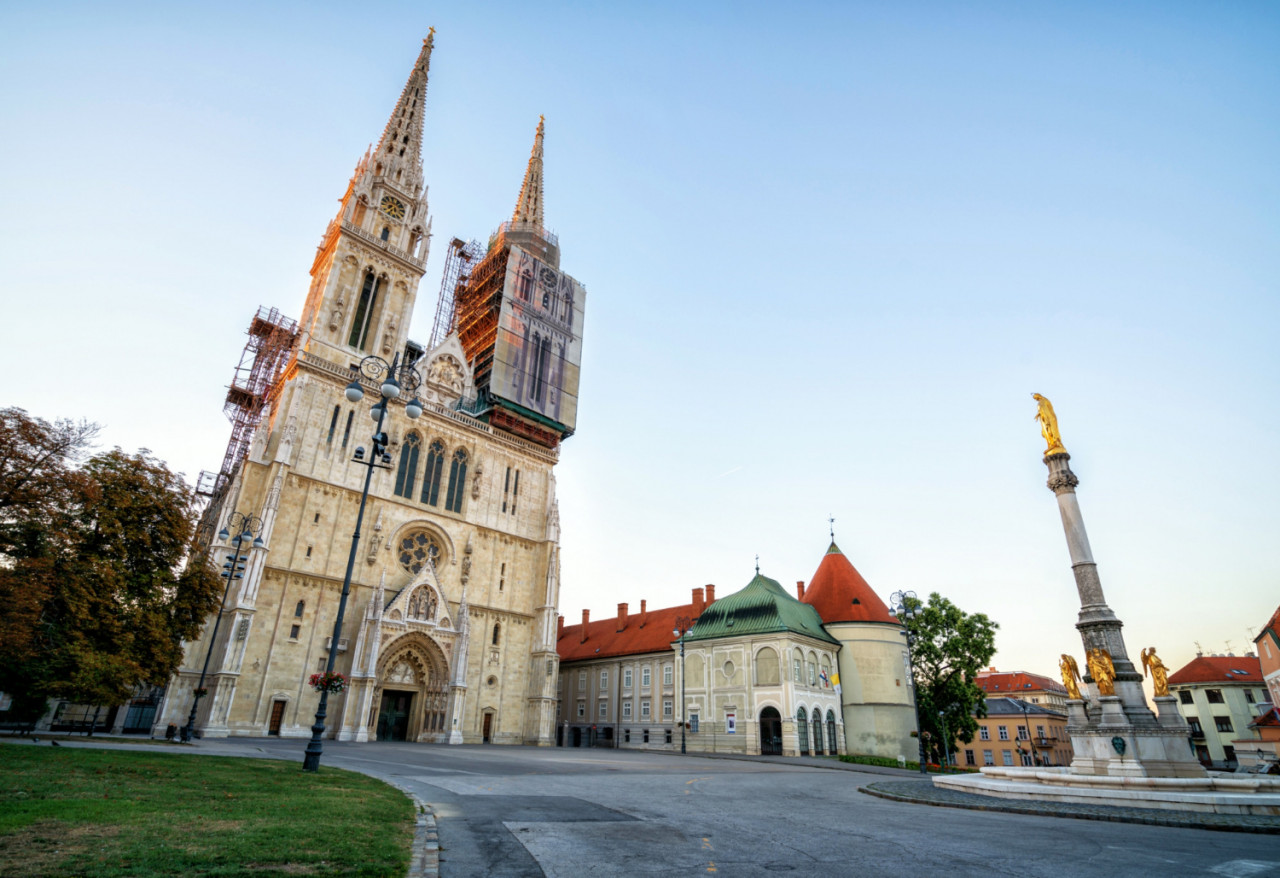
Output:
[{"left": 380, "top": 196, "right": 406, "bottom": 221}]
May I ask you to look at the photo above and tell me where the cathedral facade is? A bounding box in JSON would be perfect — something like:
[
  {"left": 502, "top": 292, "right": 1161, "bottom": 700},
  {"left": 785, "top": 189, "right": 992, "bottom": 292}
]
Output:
[{"left": 156, "top": 33, "right": 583, "bottom": 745}]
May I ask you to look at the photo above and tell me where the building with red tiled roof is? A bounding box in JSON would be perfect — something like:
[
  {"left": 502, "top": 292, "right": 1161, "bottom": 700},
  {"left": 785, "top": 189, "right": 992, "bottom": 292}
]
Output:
[
  {"left": 799, "top": 541, "right": 916, "bottom": 760},
  {"left": 1254, "top": 604, "right": 1280, "bottom": 711},
  {"left": 554, "top": 539, "right": 925, "bottom": 759},
  {"left": 976, "top": 667, "right": 1070, "bottom": 712},
  {"left": 555, "top": 586, "right": 715, "bottom": 749},
  {"left": 1168, "top": 653, "right": 1268, "bottom": 769}
]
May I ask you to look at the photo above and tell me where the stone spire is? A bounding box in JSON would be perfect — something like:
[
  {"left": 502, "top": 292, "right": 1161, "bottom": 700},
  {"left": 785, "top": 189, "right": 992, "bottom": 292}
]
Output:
[
  {"left": 512, "top": 116, "right": 546, "bottom": 229},
  {"left": 373, "top": 29, "right": 435, "bottom": 196}
]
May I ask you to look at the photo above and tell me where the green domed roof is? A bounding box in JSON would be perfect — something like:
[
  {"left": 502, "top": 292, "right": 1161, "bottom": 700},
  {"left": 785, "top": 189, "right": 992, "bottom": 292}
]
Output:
[{"left": 685, "top": 572, "right": 837, "bottom": 644}]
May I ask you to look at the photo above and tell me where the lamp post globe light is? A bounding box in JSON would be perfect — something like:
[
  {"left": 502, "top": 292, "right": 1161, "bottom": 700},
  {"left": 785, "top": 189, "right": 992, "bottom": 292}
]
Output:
[
  {"left": 889, "top": 590, "right": 929, "bottom": 775},
  {"left": 303, "top": 352, "right": 423, "bottom": 772},
  {"left": 673, "top": 625, "right": 689, "bottom": 755},
  {"left": 181, "top": 512, "right": 265, "bottom": 743}
]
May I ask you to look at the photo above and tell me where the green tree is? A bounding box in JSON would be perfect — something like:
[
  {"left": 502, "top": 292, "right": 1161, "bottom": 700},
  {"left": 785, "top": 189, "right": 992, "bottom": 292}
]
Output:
[
  {"left": 0, "top": 409, "right": 221, "bottom": 714},
  {"left": 901, "top": 592, "right": 999, "bottom": 762}
]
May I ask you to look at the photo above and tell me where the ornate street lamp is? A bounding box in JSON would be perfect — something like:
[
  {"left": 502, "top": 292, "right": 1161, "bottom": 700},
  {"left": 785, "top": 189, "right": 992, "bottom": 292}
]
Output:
[
  {"left": 890, "top": 590, "right": 929, "bottom": 775},
  {"left": 303, "top": 352, "right": 423, "bottom": 772},
  {"left": 181, "top": 511, "right": 265, "bottom": 743},
  {"left": 673, "top": 622, "right": 690, "bottom": 755}
]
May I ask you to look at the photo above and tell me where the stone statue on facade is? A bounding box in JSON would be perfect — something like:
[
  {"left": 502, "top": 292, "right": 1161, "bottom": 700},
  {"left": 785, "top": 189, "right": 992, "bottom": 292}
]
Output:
[
  {"left": 1060, "top": 653, "right": 1083, "bottom": 700},
  {"left": 1032, "top": 393, "right": 1067, "bottom": 456},
  {"left": 1141, "top": 647, "right": 1170, "bottom": 697},
  {"left": 1086, "top": 647, "right": 1116, "bottom": 696}
]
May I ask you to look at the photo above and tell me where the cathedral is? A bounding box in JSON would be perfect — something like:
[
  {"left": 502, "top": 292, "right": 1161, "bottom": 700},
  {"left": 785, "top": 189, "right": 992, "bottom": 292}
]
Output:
[{"left": 157, "top": 32, "right": 584, "bottom": 745}]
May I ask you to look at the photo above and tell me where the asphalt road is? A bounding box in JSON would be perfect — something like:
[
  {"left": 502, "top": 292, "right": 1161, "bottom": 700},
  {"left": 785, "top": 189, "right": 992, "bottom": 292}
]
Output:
[{"left": 194, "top": 738, "right": 1280, "bottom": 878}]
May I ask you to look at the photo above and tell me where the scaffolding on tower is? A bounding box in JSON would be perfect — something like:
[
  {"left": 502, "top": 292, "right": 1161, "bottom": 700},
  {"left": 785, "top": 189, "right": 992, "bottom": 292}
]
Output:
[
  {"left": 198, "top": 306, "right": 299, "bottom": 502},
  {"left": 429, "top": 237, "right": 483, "bottom": 351}
]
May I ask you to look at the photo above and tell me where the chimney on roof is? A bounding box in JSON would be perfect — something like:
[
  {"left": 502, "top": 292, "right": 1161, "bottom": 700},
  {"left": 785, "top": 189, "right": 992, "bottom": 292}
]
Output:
[
  {"left": 617, "top": 603, "right": 628, "bottom": 632},
  {"left": 639, "top": 600, "right": 648, "bottom": 627},
  {"left": 557, "top": 615, "right": 564, "bottom": 640},
  {"left": 706, "top": 584, "right": 715, "bottom": 605},
  {"left": 796, "top": 580, "right": 805, "bottom": 600},
  {"left": 692, "top": 587, "right": 705, "bottom": 617},
  {"left": 580, "top": 609, "right": 589, "bottom": 643}
]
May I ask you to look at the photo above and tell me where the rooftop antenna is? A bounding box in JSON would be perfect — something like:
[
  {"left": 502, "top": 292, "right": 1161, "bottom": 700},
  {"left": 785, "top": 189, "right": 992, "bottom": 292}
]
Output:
[
  {"left": 829, "top": 514, "right": 835, "bottom": 542},
  {"left": 755, "top": 554, "right": 760, "bottom": 575},
  {"left": 1194, "top": 640, "right": 1203, "bottom": 656},
  {"left": 1224, "top": 639, "right": 1235, "bottom": 656}
]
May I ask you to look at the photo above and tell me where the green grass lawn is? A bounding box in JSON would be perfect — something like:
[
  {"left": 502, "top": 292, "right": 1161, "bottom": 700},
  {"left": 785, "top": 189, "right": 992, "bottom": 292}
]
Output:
[{"left": 0, "top": 744, "right": 414, "bottom": 877}]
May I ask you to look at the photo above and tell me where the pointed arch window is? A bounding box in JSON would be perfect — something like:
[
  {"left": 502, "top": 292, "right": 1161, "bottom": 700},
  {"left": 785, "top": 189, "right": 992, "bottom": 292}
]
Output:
[
  {"left": 445, "top": 448, "right": 468, "bottom": 513},
  {"left": 380, "top": 226, "right": 390, "bottom": 241},
  {"left": 349, "top": 271, "right": 381, "bottom": 351},
  {"left": 420, "top": 440, "right": 445, "bottom": 506},
  {"left": 394, "top": 432, "right": 421, "bottom": 498},
  {"left": 492, "top": 623, "right": 501, "bottom": 646}
]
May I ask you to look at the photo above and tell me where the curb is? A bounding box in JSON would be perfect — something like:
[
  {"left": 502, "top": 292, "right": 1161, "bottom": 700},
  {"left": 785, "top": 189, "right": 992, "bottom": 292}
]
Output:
[
  {"left": 858, "top": 782, "right": 1280, "bottom": 835},
  {"left": 382, "top": 779, "right": 440, "bottom": 878}
]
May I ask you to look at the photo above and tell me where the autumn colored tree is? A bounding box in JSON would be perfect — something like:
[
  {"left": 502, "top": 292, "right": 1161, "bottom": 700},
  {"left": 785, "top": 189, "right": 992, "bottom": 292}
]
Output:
[
  {"left": 0, "top": 409, "right": 221, "bottom": 715},
  {"left": 900, "top": 592, "right": 999, "bottom": 761}
]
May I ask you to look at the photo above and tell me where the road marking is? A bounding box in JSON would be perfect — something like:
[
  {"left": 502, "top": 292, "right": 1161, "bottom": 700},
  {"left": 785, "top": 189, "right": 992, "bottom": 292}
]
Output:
[{"left": 1209, "top": 862, "right": 1280, "bottom": 878}]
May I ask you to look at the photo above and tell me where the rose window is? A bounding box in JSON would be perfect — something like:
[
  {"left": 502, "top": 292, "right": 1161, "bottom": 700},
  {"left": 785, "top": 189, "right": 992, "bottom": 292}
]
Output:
[{"left": 398, "top": 531, "right": 441, "bottom": 575}]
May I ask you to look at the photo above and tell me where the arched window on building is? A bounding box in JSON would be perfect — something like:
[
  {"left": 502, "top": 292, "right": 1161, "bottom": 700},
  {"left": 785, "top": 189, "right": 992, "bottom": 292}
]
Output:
[
  {"left": 755, "top": 647, "right": 780, "bottom": 686},
  {"left": 294, "top": 601, "right": 305, "bottom": 618},
  {"left": 492, "top": 623, "right": 501, "bottom": 646},
  {"left": 793, "top": 648, "right": 803, "bottom": 685},
  {"left": 445, "top": 448, "right": 468, "bottom": 513},
  {"left": 380, "top": 226, "right": 390, "bottom": 241},
  {"left": 348, "top": 271, "right": 381, "bottom": 350},
  {"left": 395, "top": 432, "right": 421, "bottom": 498},
  {"left": 420, "top": 440, "right": 444, "bottom": 506},
  {"left": 813, "top": 708, "right": 824, "bottom": 754},
  {"left": 797, "top": 707, "right": 809, "bottom": 756},
  {"left": 826, "top": 710, "right": 838, "bottom": 756}
]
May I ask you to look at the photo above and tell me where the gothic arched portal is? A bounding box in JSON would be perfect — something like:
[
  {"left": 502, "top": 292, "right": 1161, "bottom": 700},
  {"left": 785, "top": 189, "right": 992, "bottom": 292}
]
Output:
[{"left": 372, "top": 632, "right": 450, "bottom": 742}]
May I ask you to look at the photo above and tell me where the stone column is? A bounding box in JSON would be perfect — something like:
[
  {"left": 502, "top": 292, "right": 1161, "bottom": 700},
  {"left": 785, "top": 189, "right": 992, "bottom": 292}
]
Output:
[{"left": 1044, "top": 453, "right": 1152, "bottom": 723}]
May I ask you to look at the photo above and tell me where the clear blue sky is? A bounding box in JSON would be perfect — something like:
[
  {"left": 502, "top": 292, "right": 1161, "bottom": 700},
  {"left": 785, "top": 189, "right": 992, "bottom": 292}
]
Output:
[{"left": 2, "top": 2, "right": 1276, "bottom": 685}]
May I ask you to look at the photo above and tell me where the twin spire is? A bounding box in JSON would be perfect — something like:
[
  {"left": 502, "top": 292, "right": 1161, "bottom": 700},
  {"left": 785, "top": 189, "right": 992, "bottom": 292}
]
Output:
[
  {"left": 372, "top": 32, "right": 546, "bottom": 225},
  {"left": 372, "top": 29, "right": 435, "bottom": 192},
  {"left": 512, "top": 115, "right": 546, "bottom": 230}
]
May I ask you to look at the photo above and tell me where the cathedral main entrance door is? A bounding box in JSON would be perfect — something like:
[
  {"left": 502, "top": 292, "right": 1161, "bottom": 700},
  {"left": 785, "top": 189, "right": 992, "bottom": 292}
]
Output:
[
  {"left": 759, "top": 707, "right": 782, "bottom": 755},
  {"left": 377, "top": 691, "right": 413, "bottom": 741}
]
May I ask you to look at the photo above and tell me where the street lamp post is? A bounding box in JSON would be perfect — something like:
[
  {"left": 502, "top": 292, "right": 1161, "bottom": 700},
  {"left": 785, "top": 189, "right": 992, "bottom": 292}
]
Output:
[
  {"left": 890, "top": 590, "right": 929, "bottom": 775},
  {"left": 182, "top": 512, "right": 264, "bottom": 743},
  {"left": 937, "top": 709, "right": 950, "bottom": 771},
  {"left": 1018, "top": 698, "right": 1036, "bottom": 767},
  {"left": 302, "top": 352, "right": 423, "bottom": 772},
  {"left": 672, "top": 624, "right": 689, "bottom": 755}
]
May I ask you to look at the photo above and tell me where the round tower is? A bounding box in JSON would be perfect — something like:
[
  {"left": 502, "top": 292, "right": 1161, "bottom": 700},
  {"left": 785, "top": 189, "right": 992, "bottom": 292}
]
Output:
[{"left": 800, "top": 542, "right": 918, "bottom": 760}]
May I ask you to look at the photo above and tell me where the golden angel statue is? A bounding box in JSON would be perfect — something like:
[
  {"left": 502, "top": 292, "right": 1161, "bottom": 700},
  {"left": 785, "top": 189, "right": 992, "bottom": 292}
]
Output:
[
  {"left": 1032, "top": 393, "right": 1067, "bottom": 456},
  {"left": 1060, "top": 654, "right": 1083, "bottom": 700},
  {"left": 1086, "top": 647, "right": 1116, "bottom": 696},
  {"left": 1141, "top": 647, "right": 1170, "bottom": 697}
]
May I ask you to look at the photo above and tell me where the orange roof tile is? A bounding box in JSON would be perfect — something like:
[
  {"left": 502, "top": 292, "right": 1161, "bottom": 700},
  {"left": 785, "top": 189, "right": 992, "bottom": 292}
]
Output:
[
  {"left": 1167, "top": 654, "right": 1263, "bottom": 685},
  {"left": 558, "top": 601, "right": 702, "bottom": 662},
  {"left": 799, "top": 542, "right": 898, "bottom": 625},
  {"left": 976, "top": 669, "right": 1067, "bottom": 695}
]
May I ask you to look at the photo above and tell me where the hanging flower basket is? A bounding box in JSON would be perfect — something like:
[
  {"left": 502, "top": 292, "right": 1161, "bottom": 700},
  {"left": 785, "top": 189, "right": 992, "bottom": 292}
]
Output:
[
  {"left": 309, "top": 671, "right": 347, "bottom": 694},
  {"left": 193, "top": 687, "right": 208, "bottom": 698}
]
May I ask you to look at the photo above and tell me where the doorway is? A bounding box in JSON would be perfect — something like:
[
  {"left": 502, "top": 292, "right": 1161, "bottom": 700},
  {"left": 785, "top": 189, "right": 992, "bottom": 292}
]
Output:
[
  {"left": 268, "top": 700, "right": 286, "bottom": 736},
  {"left": 482, "top": 712, "right": 493, "bottom": 743},
  {"left": 377, "top": 691, "right": 413, "bottom": 741},
  {"left": 759, "top": 707, "right": 782, "bottom": 755}
]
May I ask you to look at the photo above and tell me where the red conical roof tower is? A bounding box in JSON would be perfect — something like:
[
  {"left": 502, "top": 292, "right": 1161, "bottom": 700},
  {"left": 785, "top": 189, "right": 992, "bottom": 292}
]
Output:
[{"left": 801, "top": 542, "right": 898, "bottom": 625}]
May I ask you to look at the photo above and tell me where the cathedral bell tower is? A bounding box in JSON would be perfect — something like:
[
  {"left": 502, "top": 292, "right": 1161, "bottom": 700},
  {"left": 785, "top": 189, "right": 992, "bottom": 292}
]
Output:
[
  {"left": 298, "top": 30, "right": 436, "bottom": 365},
  {"left": 452, "top": 118, "right": 587, "bottom": 449}
]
